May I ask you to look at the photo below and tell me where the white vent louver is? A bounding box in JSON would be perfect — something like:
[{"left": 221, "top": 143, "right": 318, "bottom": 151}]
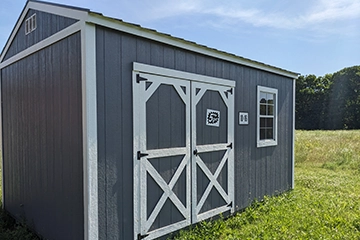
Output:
[{"left": 25, "top": 14, "right": 37, "bottom": 35}]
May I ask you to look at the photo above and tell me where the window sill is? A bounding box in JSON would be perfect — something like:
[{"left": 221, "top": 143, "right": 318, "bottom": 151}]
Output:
[{"left": 257, "top": 140, "right": 277, "bottom": 148}]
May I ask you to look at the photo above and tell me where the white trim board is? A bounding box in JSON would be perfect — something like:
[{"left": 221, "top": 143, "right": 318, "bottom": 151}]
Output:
[
  {"left": 133, "top": 62, "right": 236, "bottom": 87},
  {"left": 0, "top": 21, "right": 82, "bottom": 69},
  {"left": 28, "top": 1, "right": 88, "bottom": 21},
  {"left": 81, "top": 22, "right": 98, "bottom": 240},
  {"left": 0, "top": 72, "right": 4, "bottom": 207},
  {"left": 292, "top": 79, "right": 296, "bottom": 189}
]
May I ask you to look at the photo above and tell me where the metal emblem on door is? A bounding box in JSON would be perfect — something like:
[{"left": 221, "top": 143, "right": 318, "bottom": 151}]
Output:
[{"left": 206, "top": 109, "right": 220, "bottom": 127}]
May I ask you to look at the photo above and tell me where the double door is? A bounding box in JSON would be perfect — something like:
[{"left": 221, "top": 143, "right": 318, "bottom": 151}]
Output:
[{"left": 133, "top": 67, "right": 235, "bottom": 240}]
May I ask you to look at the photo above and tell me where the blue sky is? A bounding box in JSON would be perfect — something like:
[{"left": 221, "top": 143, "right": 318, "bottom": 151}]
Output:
[{"left": 1, "top": 0, "right": 360, "bottom": 76}]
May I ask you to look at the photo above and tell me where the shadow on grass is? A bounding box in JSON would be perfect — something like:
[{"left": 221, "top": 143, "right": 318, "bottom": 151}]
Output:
[{"left": 0, "top": 203, "right": 40, "bottom": 240}]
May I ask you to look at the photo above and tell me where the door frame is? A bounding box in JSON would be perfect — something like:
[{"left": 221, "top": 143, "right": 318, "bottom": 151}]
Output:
[{"left": 133, "top": 62, "right": 235, "bottom": 240}]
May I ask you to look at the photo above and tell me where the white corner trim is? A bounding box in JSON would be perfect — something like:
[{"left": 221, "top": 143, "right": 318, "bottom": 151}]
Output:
[
  {"left": 133, "top": 62, "right": 236, "bottom": 87},
  {"left": 0, "top": 72, "right": 4, "bottom": 207},
  {"left": 0, "top": 21, "right": 82, "bottom": 69},
  {"left": 88, "top": 13, "right": 298, "bottom": 79},
  {"left": 292, "top": 80, "right": 296, "bottom": 189},
  {"left": 81, "top": 22, "right": 98, "bottom": 240}
]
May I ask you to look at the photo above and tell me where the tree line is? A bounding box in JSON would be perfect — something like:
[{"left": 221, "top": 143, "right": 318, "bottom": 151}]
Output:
[{"left": 296, "top": 65, "right": 360, "bottom": 130}]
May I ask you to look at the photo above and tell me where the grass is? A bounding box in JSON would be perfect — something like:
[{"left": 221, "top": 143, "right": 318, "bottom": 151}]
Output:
[
  {"left": 172, "top": 130, "right": 360, "bottom": 239},
  {"left": 0, "top": 130, "right": 359, "bottom": 239}
]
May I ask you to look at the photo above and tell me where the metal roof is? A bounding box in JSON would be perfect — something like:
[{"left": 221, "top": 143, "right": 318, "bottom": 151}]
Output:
[{"left": 1, "top": 0, "right": 299, "bottom": 78}]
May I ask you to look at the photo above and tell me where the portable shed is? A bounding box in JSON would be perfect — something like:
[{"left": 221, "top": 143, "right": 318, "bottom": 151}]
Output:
[{"left": 0, "top": 1, "right": 298, "bottom": 239}]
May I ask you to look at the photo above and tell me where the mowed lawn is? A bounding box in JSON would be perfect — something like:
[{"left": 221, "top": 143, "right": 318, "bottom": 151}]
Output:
[
  {"left": 0, "top": 130, "right": 360, "bottom": 239},
  {"left": 173, "top": 130, "right": 360, "bottom": 239}
]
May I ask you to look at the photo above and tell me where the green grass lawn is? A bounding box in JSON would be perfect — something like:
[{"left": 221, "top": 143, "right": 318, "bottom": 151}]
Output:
[
  {"left": 173, "top": 130, "right": 360, "bottom": 239},
  {"left": 0, "top": 130, "right": 359, "bottom": 239}
]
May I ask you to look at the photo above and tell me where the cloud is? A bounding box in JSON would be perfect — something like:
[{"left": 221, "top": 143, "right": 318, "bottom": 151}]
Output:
[{"left": 138, "top": 0, "right": 360, "bottom": 34}]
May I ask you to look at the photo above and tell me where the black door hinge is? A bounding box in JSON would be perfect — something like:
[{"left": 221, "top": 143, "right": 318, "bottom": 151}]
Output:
[
  {"left": 227, "top": 143, "right": 233, "bottom": 149},
  {"left": 137, "top": 151, "right": 149, "bottom": 160},
  {"left": 137, "top": 233, "right": 149, "bottom": 240},
  {"left": 226, "top": 88, "right": 233, "bottom": 94},
  {"left": 193, "top": 149, "right": 198, "bottom": 156},
  {"left": 136, "top": 74, "right": 147, "bottom": 83},
  {"left": 227, "top": 201, "right": 233, "bottom": 208}
]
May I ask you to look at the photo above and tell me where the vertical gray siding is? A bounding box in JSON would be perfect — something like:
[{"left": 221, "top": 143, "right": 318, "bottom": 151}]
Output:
[
  {"left": 1, "top": 32, "right": 83, "bottom": 240},
  {"left": 96, "top": 27, "right": 136, "bottom": 240},
  {"left": 96, "top": 25, "right": 294, "bottom": 239},
  {"left": 3, "top": 9, "right": 78, "bottom": 61},
  {"left": 146, "top": 84, "right": 186, "bottom": 150}
]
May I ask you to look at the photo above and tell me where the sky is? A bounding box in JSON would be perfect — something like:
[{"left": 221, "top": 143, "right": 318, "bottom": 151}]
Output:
[{"left": 1, "top": 0, "right": 360, "bottom": 76}]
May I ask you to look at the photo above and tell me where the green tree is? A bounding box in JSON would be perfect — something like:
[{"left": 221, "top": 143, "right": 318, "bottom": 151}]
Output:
[
  {"left": 296, "top": 74, "right": 332, "bottom": 129},
  {"left": 327, "top": 66, "right": 360, "bottom": 129}
]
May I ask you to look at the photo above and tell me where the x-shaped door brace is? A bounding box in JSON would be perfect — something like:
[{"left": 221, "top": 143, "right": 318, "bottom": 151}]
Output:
[
  {"left": 191, "top": 81, "right": 235, "bottom": 222},
  {"left": 142, "top": 149, "right": 190, "bottom": 233},
  {"left": 194, "top": 144, "right": 231, "bottom": 215}
]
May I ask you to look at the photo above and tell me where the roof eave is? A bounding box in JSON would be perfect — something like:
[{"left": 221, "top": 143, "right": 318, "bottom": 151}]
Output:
[
  {"left": 1, "top": 1, "right": 299, "bottom": 79},
  {"left": 87, "top": 11, "right": 299, "bottom": 79}
]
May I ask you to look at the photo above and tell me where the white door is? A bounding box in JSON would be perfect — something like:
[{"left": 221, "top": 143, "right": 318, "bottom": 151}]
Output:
[
  {"left": 133, "top": 72, "right": 191, "bottom": 240},
  {"left": 133, "top": 64, "right": 235, "bottom": 240},
  {"left": 191, "top": 81, "right": 235, "bottom": 222}
]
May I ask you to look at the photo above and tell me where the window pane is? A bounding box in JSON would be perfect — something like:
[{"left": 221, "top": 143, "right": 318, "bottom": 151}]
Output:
[
  {"left": 267, "top": 93, "right": 274, "bottom": 104},
  {"left": 260, "top": 92, "right": 267, "bottom": 104},
  {"left": 260, "top": 118, "right": 265, "bottom": 127},
  {"left": 260, "top": 129, "right": 266, "bottom": 140},
  {"left": 260, "top": 104, "right": 266, "bottom": 115},
  {"left": 266, "top": 118, "right": 273, "bottom": 128},
  {"left": 266, "top": 128, "right": 274, "bottom": 139},
  {"left": 267, "top": 105, "right": 274, "bottom": 115}
]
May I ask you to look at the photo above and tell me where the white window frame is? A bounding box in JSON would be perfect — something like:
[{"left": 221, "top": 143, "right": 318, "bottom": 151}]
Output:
[{"left": 257, "top": 86, "right": 278, "bottom": 148}]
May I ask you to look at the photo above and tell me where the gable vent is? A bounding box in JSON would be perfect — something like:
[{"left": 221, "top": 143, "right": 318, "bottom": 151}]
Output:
[{"left": 25, "top": 14, "right": 37, "bottom": 35}]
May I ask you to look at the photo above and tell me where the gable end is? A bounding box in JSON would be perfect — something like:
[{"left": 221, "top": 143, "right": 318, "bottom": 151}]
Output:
[{"left": 3, "top": 9, "right": 78, "bottom": 61}]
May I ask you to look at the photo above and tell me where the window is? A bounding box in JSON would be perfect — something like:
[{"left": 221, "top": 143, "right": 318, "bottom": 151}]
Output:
[
  {"left": 257, "top": 86, "right": 278, "bottom": 147},
  {"left": 25, "top": 14, "right": 37, "bottom": 35}
]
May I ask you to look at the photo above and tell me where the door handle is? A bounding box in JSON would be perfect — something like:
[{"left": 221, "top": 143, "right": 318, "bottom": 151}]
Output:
[{"left": 193, "top": 149, "right": 198, "bottom": 156}]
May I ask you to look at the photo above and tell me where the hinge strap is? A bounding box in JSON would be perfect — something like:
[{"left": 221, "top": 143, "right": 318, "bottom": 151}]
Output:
[
  {"left": 136, "top": 74, "right": 147, "bottom": 83},
  {"left": 137, "top": 233, "right": 149, "bottom": 240},
  {"left": 137, "top": 151, "right": 149, "bottom": 160}
]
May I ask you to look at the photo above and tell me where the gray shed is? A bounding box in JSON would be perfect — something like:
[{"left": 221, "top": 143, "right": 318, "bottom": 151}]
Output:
[{"left": 0, "top": 1, "right": 298, "bottom": 239}]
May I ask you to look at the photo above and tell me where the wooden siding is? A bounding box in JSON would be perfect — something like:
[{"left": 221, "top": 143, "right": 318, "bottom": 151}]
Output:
[
  {"left": 3, "top": 9, "right": 78, "bottom": 61},
  {"left": 96, "top": 26, "right": 294, "bottom": 239},
  {"left": 1, "top": 32, "right": 83, "bottom": 240}
]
